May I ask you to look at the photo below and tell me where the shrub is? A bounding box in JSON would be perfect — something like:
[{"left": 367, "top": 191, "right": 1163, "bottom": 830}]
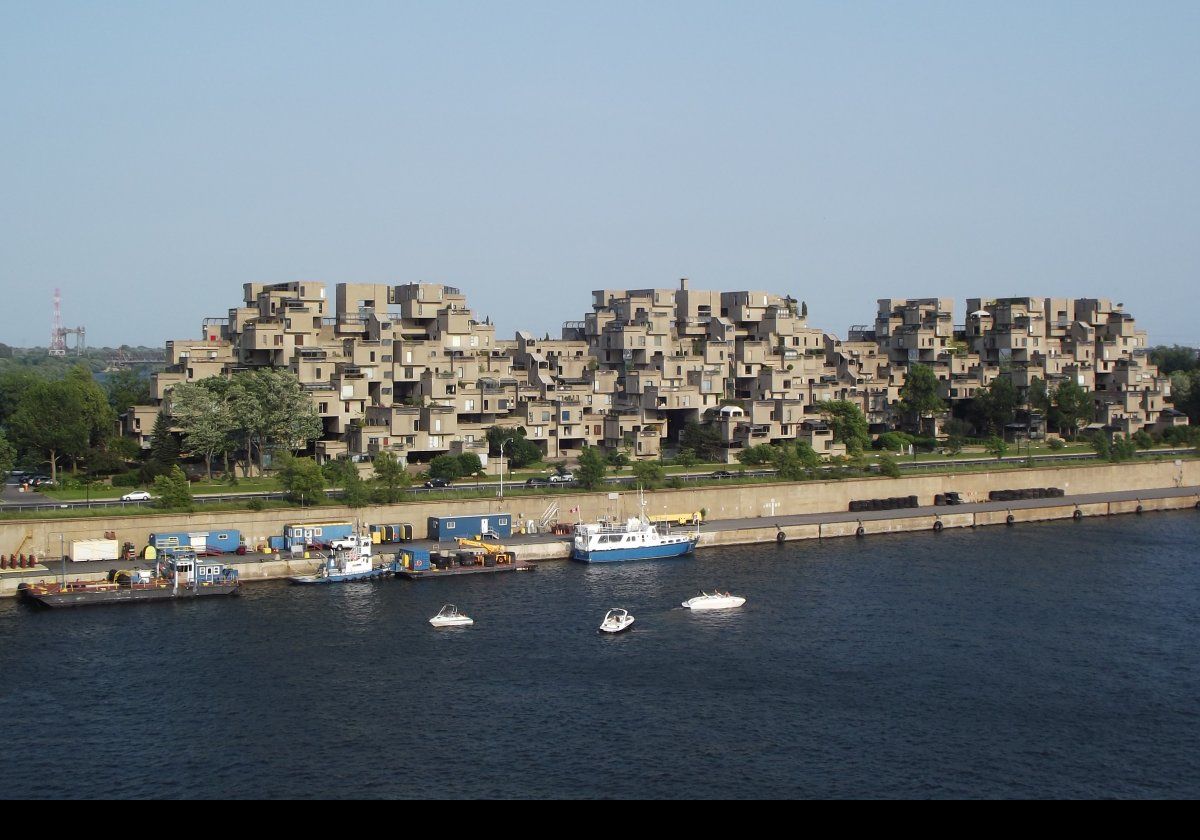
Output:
[
  {"left": 878, "top": 455, "right": 902, "bottom": 478},
  {"left": 110, "top": 471, "right": 143, "bottom": 488},
  {"left": 874, "top": 432, "right": 913, "bottom": 452},
  {"left": 1047, "top": 437, "right": 1066, "bottom": 451}
]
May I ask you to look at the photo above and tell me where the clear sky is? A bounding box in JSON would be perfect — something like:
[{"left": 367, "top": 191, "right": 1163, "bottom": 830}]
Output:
[{"left": 2, "top": 1, "right": 1197, "bottom": 349}]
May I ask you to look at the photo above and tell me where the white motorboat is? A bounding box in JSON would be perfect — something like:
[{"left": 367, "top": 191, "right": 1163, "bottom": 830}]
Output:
[
  {"left": 682, "top": 592, "right": 746, "bottom": 611},
  {"left": 599, "top": 608, "right": 635, "bottom": 634},
  {"left": 429, "top": 604, "right": 474, "bottom": 628}
]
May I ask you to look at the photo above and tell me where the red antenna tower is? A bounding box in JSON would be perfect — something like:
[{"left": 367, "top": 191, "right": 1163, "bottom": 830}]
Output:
[{"left": 49, "top": 288, "right": 66, "bottom": 356}]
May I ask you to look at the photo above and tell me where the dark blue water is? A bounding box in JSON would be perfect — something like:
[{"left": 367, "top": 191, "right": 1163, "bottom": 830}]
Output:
[{"left": 3, "top": 512, "right": 1199, "bottom": 799}]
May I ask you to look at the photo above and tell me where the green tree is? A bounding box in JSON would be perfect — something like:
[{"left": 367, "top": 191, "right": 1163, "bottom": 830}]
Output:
[
  {"left": 0, "top": 368, "right": 41, "bottom": 429},
  {"left": 576, "top": 446, "right": 608, "bottom": 490},
  {"left": 341, "top": 468, "right": 371, "bottom": 508},
  {"left": 1028, "top": 376, "right": 1051, "bottom": 415},
  {"left": 8, "top": 380, "right": 89, "bottom": 483},
  {"left": 372, "top": 451, "right": 411, "bottom": 502},
  {"left": 970, "top": 377, "right": 1018, "bottom": 436},
  {"left": 104, "top": 368, "right": 151, "bottom": 416},
  {"left": 605, "top": 449, "right": 630, "bottom": 469},
  {"left": 1053, "top": 380, "right": 1093, "bottom": 440},
  {"left": 171, "top": 379, "right": 237, "bottom": 479},
  {"left": 153, "top": 465, "right": 194, "bottom": 511},
  {"left": 230, "top": 369, "right": 322, "bottom": 475},
  {"left": 457, "top": 452, "right": 483, "bottom": 478},
  {"left": 878, "top": 454, "right": 902, "bottom": 478},
  {"left": 984, "top": 436, "right": 1009, "bottom": 459},
  {"left": 66, "top": 365, "right": 117, "bottom": 455},
  {"left": 774, "top": 441, "right": 820, "bottom": 481},
  {"left": 736, "top": 444, "right": 776, "bottom": 466},
  {"left": 678, "top": 421, "right": 723, "bottom": 461},
  {"left": 148, "top": 410, "right": 180, "bottom": 474},
  {"left": 673, "top": 448, "right": 699, "bottom": 469},
  {"left": 897, "top": 364, "right": 946, "bottom": 429},
  {"left": 428, "top": 454, "right": 465, "bottom": 481},
  {"left": 278, "top": 455, "right": 325, "bottom": 505},
  {"left": 0, "top": 430, "right": 15, "bottom": 480},
  {"left": 631, "top": 459, "right": 665, "bottom": 488},
  {"left": 1148, "top": 345, "right": 1200, "bottom": 375},
  {"left": 816, "top": 400, "right": 870, "bottom": 454}
]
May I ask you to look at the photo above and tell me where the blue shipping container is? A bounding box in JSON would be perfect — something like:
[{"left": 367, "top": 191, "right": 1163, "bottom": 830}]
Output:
[{"left": 427, "top": 514, "right": 512, "bottom": 541}]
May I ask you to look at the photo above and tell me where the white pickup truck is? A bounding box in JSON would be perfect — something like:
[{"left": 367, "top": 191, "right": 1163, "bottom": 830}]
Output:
[{"left": 328, "top": 535, "right": 373, "bottom": 556}]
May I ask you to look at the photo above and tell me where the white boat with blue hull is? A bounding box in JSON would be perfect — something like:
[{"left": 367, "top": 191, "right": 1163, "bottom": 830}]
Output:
[
  {"left": 289, "top": 550, "right": 385, "bottom": 584},
  {"left": 571, "top": 493, "right": 699, "bottom": 563}
]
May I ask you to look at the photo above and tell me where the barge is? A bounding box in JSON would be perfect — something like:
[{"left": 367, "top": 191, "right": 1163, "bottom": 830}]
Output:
[
  {"left": 19, "top": 551, "right": 240, "bottom": 608},
  {"left": 391, "top": 545, "right": 536, "bottom": 580}
]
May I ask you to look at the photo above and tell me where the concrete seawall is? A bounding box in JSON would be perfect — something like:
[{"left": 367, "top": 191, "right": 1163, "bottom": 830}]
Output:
[
  {"left": 1, "top": 459, "right": 1196, "bottom": 561},
  {"left": 3, "top": 480, "right": 1197, "bottom": 597}
]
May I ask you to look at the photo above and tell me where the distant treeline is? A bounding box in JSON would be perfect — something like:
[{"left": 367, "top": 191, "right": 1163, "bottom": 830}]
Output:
[{"left": 1148, "top": 345, "right": 1200, "bottom": 423}]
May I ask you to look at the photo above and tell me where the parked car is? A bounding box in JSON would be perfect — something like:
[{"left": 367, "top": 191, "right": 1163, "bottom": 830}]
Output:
[
  {"left": 121, "top": 490, "right": 152, "bottom": 502},
  {"left": 548, "top": 472, "right": 575, "bottom": 484},
  {"left": 711, "top": 470, "right": 734, "bottom": 479},
  {"left": 424, "top": 478, "right": 452, "bottom": 489},
  {"left": 525, "top": 477, "right": 551, "bottom": 487}
]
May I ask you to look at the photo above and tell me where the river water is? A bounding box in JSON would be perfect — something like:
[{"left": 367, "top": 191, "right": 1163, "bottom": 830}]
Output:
[{"left": 2, "top": 511, "right": 1198, "bottom": 798}]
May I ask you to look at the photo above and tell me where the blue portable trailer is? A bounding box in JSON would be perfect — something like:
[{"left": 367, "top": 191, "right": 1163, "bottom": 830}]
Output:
[
  {"left": 426, "top": 514, "right": 512, "bottom": 541},
  {"left": 149, "top": 529, "right": 243, "bottom": 555},
  {"left": 283, "top": 521, "right": 354, "bottom": 549}
]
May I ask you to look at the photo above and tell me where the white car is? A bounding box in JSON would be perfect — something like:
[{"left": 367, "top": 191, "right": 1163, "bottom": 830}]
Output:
[
  {"left": 121, "top": 490, "right": 152, "bottom": 502},
  {"left": 548, "top": 473, "right": 575, "bottom": 483}
]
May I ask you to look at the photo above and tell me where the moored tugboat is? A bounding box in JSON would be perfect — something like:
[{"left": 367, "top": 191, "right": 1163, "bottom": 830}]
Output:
[{"left": 19, "top": 550, "right": 240, "bottom": 608}]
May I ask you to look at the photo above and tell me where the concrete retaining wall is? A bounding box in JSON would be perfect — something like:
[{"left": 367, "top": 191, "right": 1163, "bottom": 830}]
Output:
[{"left": 2, "top": 459, "right": 1196, "bottom": 562}]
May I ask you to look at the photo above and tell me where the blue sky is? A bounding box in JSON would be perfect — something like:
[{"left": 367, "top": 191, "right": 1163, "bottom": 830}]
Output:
[{"left": 2, "top": 1, "right": 1197, "bottom": 348}]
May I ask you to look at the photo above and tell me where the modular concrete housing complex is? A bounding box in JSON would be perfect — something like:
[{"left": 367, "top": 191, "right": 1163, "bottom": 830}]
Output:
[{"left": 120, "top": 280, "right": 1188, "bottom": 466}]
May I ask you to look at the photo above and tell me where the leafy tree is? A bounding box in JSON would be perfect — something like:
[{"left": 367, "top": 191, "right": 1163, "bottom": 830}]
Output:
[
  {"left": 736, "top": 444, "right": 776, "bottom": 466},
  {"left": 678, "top": 421, "right": 723, "bottom": 461},
  {"left": 816, "top": 400, "right": 870, "bottom": 454},
  {"left": 878, "top": 454, "right": 901, "bottom": 478},
  {"left": 230, "top": 369, "right": 322, "bottom": 475},
  {"left": 277, "top": 455, "right": 325, "bottom": 505},
  {"left": 372, "top": 451, "right": 411, "bottom": 502},
  {"left": 8, "top": 380, "right": 89, "bottom": 483},
  {"left": 774, "top": 441, "right": 820, "bottom": 481},
  {"left": 605, "top": 449, "right": 631, "bottom": 468},
  {"left": 341, "top": 468, "right": 371, "bottom": 508},
  {"left": 322, "top": 458, "right": 358, "bottom": 485},
  {"left": 457, "top": 453, "right": 483, "bottom": 477},
  {"left": 576, "top": 446, "right": 608, "bottom": 490},
  {"left": 970, "top": 377, "right": 1018, "bottom": 436},
  {"left": 0, "top": 368, "right": 41, "bottom": 429},
  {"left": 897, "top": 364, "right": 946, "bottom": 428},
  {"left": 1053, "top": 380, "right": 1093, "bottom": 440},
  {"left": 984, "top": 436, "right": 1008, "bottom": 459},
  {"left": 1028, "top": 376, "right": 1051, "bottom": 415},
  {"left": 673, "top": 448, "right": 699, "bottom": 469},
  {"left": 0, "top": 430, "right": 15, "bottom": 480},
  {"left": 428, "top": 454, "right": 465, "bottom": 481},
  {"left": 104, "top": 368, "right": 151, "bottom": 416},
  {"left": 1132, "top": 430, "right": 1154, "bottom": 450},
  {"left": 507, "top": 436, "right": 542, "bottom": 469},
  {"left": 1148, "top": 345, "right": 1200, "bottom": 375},
  {"left": 153, "top": 465, "right": 193, "bottom": 511},
  {"left": 631, "top": 460, "right": 665, "bottom": 489},
  {"left": 66, "top": 365, "right": 117, "bottom": 455},
  {"left": 171, "top": 379, "right": 237, "bottom": 479}
]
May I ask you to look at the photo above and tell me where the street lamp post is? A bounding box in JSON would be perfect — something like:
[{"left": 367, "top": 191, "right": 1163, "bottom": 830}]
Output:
[{"left": 499, "top": 438, "right": 514, "bottom": 499}]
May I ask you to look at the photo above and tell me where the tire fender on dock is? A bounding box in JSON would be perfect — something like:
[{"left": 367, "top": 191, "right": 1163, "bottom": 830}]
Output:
[
  {"left": 932, "top": 519, "right": 944, "bottom": 533},
  {"left": 1073, "top": 509, "right": 1083, "bottom": 521}
]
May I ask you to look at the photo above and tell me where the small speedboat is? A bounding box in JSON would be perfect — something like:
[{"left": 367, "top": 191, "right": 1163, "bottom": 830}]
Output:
[
  {"left": 429, "top": 604, "right": 474, "bottom": 628},
  {"left": 682, "top": 592, "right": 746, "bottom": 611},
  {"left": 599, "top": 608, "right": 635, "bottom": 634}
]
